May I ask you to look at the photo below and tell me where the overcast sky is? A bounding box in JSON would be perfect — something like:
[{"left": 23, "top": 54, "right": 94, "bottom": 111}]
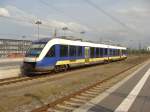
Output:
[{"left": 0, "top": 0, "right": 150, "bottom": 48}]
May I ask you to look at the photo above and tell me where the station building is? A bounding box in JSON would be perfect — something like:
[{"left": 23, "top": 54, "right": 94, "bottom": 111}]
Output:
[{"left": 0, "top": 39, "right": 32, "bottom": 58}]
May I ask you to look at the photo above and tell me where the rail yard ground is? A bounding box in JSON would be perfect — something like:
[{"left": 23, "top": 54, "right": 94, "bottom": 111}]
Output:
[{"left": 0, "top": 55, "right": 149, "bottom": 112}]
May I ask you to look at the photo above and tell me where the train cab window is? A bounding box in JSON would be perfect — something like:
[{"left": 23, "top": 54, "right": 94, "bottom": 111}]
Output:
[
  {"left": 46, "top": 45, "right": 55, "bottom": 57},
  {"left": 96, "top": 48, "right": 99, "bottom": 57},
  {"left": 69, "top": 45, "right": 76, "bottom": 57},
  {"left": 77, "top": 46, "right": 82, "bottom": 56},
  {"left": 60, "top": 45, "right": 68, "bottom": 57},
  {"left": 99, "top": 48, "right": 103, "bottom": 57},
  {"left": 90, "top": 47, "right": 95, "bottom": 58}
]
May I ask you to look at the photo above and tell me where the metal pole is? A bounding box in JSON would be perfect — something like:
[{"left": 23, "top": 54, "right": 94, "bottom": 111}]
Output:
[
  {"left": 64, "top": 30, "right": 65, "bottom": 36},
  {"left": 62, "top": 27, "right": 68, "bottom": 37},
  {"left": 35, "top": 21, "right": 42, "bottom": 41},
  {"left": 22, "top": 35, "right": 26, "bottom": 54},
  {"left": 54, "top": 28, "right": 57, "bottom": 38},
  {"left": 38, "top": 24, "right": 39, "bottom": 40}
]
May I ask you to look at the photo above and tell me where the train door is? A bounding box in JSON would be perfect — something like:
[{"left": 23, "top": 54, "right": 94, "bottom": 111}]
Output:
[
  {"left": 120, "top": 49, "right": 122, "bottom": 58},
  {"left": 85, "top": 47, "right": 90, "bottom": 63}
]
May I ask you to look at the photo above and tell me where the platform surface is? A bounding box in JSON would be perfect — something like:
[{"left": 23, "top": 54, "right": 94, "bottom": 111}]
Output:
[{"left": 74, "top": 61, "right": 150, "bottom": 112}]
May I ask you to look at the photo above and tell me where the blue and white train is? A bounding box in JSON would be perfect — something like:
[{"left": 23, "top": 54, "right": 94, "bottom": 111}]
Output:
[{"left": 22, "top": 37, "right": 127, "bottom": 74}]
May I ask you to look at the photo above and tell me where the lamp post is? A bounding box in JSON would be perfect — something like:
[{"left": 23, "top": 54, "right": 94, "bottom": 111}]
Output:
[
  {"left": 80, "top": 31, "right": 85, "bottom": 36},
  {"left": 80, "top": 31, "right": 85, "bottom": 34},
  {"left": 53, "top": 28, "right": 57, "bottom": 38},
  {"left": 62, "top": 27, "right": 68, "bottom": 36},
  {"left": 22, "top": 35, "right": 26, "bottom": 54},
  {"left": 35, "top": 20, "right": 42, "bottom": 40}
]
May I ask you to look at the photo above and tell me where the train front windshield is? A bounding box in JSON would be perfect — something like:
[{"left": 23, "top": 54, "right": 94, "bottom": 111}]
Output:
[{"left": 26, "top": 43, "right": 46, "bottom": 57}]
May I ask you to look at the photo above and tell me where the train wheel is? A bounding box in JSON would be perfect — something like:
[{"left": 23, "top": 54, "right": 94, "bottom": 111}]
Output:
[
  {"left": 104, "top": 60, "right": 109, "bottom": 64},
  {"left": 61, "top": 65, "right": 68, "bottom": 72},
  {"left": 63, "top": 65, "right": 68, "bottom": 71},
  {"left": 54, "top": 65, "right": 68, "bottom": 73},
  {"left": 67, "top": 64, "right": 70, "bottom": 70},
  {"left": 54, "top": 65, "right": 60, "bottom": 73}
]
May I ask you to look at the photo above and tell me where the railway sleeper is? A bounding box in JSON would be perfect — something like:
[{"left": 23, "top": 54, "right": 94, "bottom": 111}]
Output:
[
  {"left": 62, "top": 102, "right": 80, "bottom": 108},
  {"left": 92, "top": 87, "right": 102, "bottom": 90},
  {"left": 69, "top": 98, "right": 86, "bottom": 104},
  {"left": 70, "top": 98, "right": 87, "bottom": 103},
  {"left": 88, "top": 89, "right": 101, "bottom": 93},
  {"left": 63, "top": 101, "right": 83, "bottom": 107},
  {"left": 75, "top": 95, "right": 91, "bottom": 100},
  {"left": 47, "top": 108, "right": 63, "bottom": 112},
  {"left": 81, "top": 93, "right": 97, "bottom": 98},
  {"left": 85, "top": 91, "right": 99, "bottom": 95},
  {"left": 56, "top": 104, "right": 77, "bottom": 111}
]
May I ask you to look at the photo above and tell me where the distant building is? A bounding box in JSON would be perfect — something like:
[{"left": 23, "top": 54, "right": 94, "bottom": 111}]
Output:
[
  {"left": 0, "top": 39, "right": 32, "bottom": 57},
  {"left": 147, "top": 46, "right": 150, "bottom": 51}
]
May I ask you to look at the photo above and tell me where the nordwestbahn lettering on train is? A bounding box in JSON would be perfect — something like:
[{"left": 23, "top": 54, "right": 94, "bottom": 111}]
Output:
[{"left": 21, "top": 37, "right": 127, "bottom": 75}]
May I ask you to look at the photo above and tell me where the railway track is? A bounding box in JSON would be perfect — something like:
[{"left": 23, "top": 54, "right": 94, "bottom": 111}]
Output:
[
  {"left": 0, "top": 71, "right": 55, "bottom": 86},
  {"left": 0, "top": 62, "right": 115, "bottom": 86},
  {"left": 0, "top": 76, "right": 35, "bottom": 86},
  {"left": 31, "top": 63, "right": 139, "bottom": 112}
]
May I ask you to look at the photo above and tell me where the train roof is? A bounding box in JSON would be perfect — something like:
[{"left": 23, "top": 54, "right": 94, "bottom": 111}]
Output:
[
  {"left": 46, "top": 38, "right": 126, "bottom": 50},
  {"left": 35, "top": 37, "right": 126, "bottom": 61}
]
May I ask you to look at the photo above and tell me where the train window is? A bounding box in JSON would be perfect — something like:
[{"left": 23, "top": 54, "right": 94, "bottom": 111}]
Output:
[
  {"left": 104, "top": 48, "right": 108, "bottom": 55},
  {"left": 110, "top": 49, "right": 113, "bottom": 56},
  {"left": 60, "top": 45, "right": 68, "bottom": 57},
  {"left": 77, "top": 46, "right": 82, "bottom": 56},
  {"left": 114, "top": 50, "right": 117, "bottom": 56},
  {"left": 115, "top": 50, "right": 117, "bottom": 56},
  {"left": 96, "top": 48, "right": 99, "bottom": 57},
  {"left": 90, "top": 47, "right": 95, "bottom": 58},
  {"left": 69, "top": 45, "right": 76, "bottom": 57},
  {"left": 113, "top": 49, "right": 116, "bottom": 56},
  {"left": 111, "top": 49, "right": 114, "bottom": 56},
  {"left": 99, "top": 48, "right": 103, "bottom": 57},
  {"left": 122, "top": 50, "right": 126, "bottom": 55},
  {"left": 117, "top": 50, "right": 119, "bottom": 56},
  {"left": 116, "top": 50, "right": 119, "bottom": 56},
  {"left": 112, "top": 49, "right": 114, "bottom": 56},
  {"left": 46, "top": 45, "right": 55, "bottom": 57}
]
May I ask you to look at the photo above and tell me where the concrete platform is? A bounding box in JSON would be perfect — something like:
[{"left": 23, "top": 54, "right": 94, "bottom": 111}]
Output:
[
  {"left": 0, "top": 58, "right": 23, "bottom": 79},
  {"left": 74, "top": 60, "right": 150, "bottom": 112},
  {"left": 0, "top": 58, "right": 23, "bottom": 63}
]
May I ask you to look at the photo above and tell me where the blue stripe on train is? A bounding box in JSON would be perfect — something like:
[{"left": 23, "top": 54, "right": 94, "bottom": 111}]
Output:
[
  {"left": 36, "top": 44, "right": 125, "bottom": 68},
  {"left": 36, "top": 44, "right": 85, "bottom": 67}
]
